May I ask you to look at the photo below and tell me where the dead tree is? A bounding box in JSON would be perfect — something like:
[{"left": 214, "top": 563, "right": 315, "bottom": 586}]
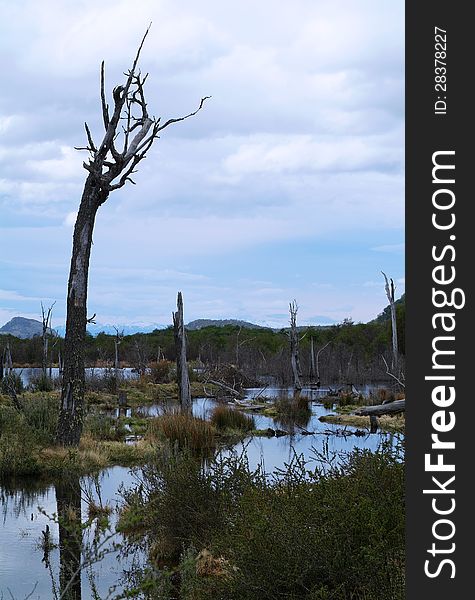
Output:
[
  {"left": 288, "top": 300, "right": 302, "bottom": 391},
  {"left": 113, "top": 326, "right": 124, "bottom": 381},
  {"left": 381, "top": 271, "right": 399, "bottom": 372},
  {"left": 56, "top": 28, "right": 208, "bottom": 445},
  {"left": 309, "top": 337, "right": 316, "bottom": 381},
  {"left": 173, "top": 292, "right": 192, "bottom": 412},
  {"left": 316, "top": 341, "right": 331, "bottom": 381},
  {"left": 2, "top": 342, "right": 13, "bottom": 377},
  {"left": 41, "top": 301, "right": 55, "bottom": 379}
]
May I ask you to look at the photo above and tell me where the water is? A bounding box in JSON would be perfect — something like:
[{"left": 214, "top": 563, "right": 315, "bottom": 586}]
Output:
[
  {"left": 12, "top": 367, "right": 140, "bottom": 387},
  {"left": 0, "top": 467, "right": 136, "bottom": 599},
  {"left": 0, "top": 386, "right": 402, "bottom": 598}
]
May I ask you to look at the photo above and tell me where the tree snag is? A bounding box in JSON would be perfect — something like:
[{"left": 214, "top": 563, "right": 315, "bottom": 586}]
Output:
[
  {"left": 381, "top": 271, "right": 399, "bottom": 373},
  {"left": 288, "top": 300, "right": 302, "bottom": 391},
  {"left": 56, "top": 28, "right": 208, "bottom": 445},
  {"left": 41, "top": 301, "right": 55, "bottom": 379},
  {"left": 173, "top": 291, "right": 192, "bottom": 412}
]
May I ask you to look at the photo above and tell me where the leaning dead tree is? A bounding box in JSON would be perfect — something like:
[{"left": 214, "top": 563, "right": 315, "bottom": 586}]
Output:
[
  {"left": 173, "top": 292, "right": 192, "bottom": 412},
  {"left": 41, "top": 301, "right": 55, "bottom": 379},
  {"left": 288, "top": 300, "right": 302, "bottom": 391},
  {"left": 381, "top": 271, "right": 399, "bottom": 373},
  {"left": 56, "top": 28, "right": 208, "bottom": 445}
]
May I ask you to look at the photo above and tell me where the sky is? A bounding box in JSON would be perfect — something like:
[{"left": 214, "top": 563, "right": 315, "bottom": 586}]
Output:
[{"left": 0, "top": 0, "right": 404, "bottom": 330}]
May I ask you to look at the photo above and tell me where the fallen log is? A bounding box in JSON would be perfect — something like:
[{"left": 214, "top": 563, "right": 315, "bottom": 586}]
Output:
[
  {"left": 208, "top": 379, "right": 244, "bottom": 399},
  {"left": 354, "top": 399, "right": 405, "bottom": 416}
]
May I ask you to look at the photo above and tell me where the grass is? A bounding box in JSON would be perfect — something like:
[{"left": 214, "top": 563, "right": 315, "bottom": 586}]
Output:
[
  {"left": 210, "top": 405, "right": 254, "bottom": 433},
  {"left": 319, "top": 413, "right": 405, "bottom": 433},
  {"left": 147, "top": 413, "right": 216, "bottom": 451},
  {"left": 262, "top": 394, "right": 312, "bottom": 428}
]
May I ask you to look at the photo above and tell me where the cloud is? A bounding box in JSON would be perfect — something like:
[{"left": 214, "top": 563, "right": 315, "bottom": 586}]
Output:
[{"left": 0, "top": 0, "right": 404, "bottom": 327}]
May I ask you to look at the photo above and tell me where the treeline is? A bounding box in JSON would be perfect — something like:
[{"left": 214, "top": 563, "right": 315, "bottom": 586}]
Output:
[{"left": 1, "top": 299, "right": 405, "bottom": 385}]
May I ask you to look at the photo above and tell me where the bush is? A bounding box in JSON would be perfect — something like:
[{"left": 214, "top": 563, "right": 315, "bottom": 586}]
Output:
[
  {"left": 120, "top": 445, "right": 405, "bottom": 600},
  {"left": 149, "top": 360, "right": 173, "bottom": 383},
  {"left": 210, "top": 405, "right": 254, "bottom": 433},
  {"left": 0, "top": 394, "right": 59, "bottom": 476},
  {"left": 84, "top": 413, "right": 126, "bottom": 441},
  {"left": 29, "top": 374, "right": 55, "bottom": 392},
  {"left": 0, "top": 373, "right": 24, "bottom": 395}
]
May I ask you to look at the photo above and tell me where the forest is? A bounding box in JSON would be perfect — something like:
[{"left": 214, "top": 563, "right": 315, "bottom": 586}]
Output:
[{"left": 1, "top": 295, "right": 405, "bottom": 387}]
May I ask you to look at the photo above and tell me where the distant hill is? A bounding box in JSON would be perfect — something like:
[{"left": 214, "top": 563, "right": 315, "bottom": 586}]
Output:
[
  {"left": 374, "top": 294, "right": 405, "bottom": 323},
  {"left": 54, "top": 323, "right": 167, "bottom": 337},
  {"left": 186, "top": 319, "right": 267, "bottom": 331},
  {"left": 0, "top": 317, "right": 46, "bottom": 339}
]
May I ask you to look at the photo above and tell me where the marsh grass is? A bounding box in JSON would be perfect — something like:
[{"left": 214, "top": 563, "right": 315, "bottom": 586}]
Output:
[
  {"left": 147, "top": 413, "right": 216, "bottom": 451},
  {"left": 210, "top": 405, "right": 254, "bottom": 433}
]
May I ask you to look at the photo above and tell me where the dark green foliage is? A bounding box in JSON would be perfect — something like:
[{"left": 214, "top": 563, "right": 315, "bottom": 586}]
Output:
[{"left": 120, "top": 445, "right": 405, "bottom": 600}]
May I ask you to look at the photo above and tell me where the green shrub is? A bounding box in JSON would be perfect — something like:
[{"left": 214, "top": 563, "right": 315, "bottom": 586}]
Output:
[
  {"left": 120, "top": 445, "right": 405, "bottom": 600},
  {"left": 210, "top": 405, "right": 254, "bottom": 432},
  {"left": 29, "top": 374, "right": 55, "bottom": 392},
  {"left": 84, "top": 413, "right": 126, "bottom": 441}
]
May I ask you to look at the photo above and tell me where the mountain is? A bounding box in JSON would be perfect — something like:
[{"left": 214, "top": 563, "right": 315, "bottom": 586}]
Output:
[
  {"left": 54, "top": 323, "right": 167, "bottom": 337},
  {"left": 0, "top": 317, "right": 46, "bottom": 339},
  {"left": 185, "top": 319, "right": 267, "bottom": 331},
  {"left": 374, "top": 293, "right": 405, "bottom": 323}
]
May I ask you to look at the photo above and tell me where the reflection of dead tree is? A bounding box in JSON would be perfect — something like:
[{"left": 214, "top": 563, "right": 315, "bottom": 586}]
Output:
[
  {"left": 173, "top": 292, "right": 192, "bottom": 412},
  {"left": 381, "top": 271, "right": 399, "bottom": 372},
  {"left": 41, "top": 301, "right": 56, "bottom": 379},
  {"left": 56, "top": 27, "right": 209, "bottom": 446},
  {"left": 288, "top": 300, "right": 302, "bottom": 391}
]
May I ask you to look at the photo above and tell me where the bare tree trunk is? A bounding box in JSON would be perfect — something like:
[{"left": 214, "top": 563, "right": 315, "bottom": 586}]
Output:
[
  {"left": 309, "top": 337, "right": 316, "bottom": 380},
  {"left": 41, "top": 301, "right": 55, "bottom": 379},
  {"left": 316, "top": 341, "right": 331, "bottom": 382},
  {"left": 173, "top": 292, "right": 192, "bottom": 412},
  {"left": 57, "top": 186, "right": 104, "bottom": 446},
  {"left": 288, "top": 300, "right": 302, "bottom": 391},
  {"left": 55, "top": 29, "right": 208, "bottom": 446},
  {"left": 382, "top": 272, "right": 399, "bottom": 372}
]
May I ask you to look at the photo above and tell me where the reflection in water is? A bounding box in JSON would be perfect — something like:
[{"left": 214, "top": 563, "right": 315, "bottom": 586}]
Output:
[
  {"left": 56, "top": 475, "right": 82, "bottom": 600},
  {"left": 1, "top": 387, "right": 402, "bottom": 598}
]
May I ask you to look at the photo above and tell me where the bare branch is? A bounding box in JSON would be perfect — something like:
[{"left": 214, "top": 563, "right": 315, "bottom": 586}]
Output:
[
  {"left": 84, "top": 122, "right": 97, "bottom": 153},
  {"left": 100, "top": 61, "right": 110, "bottom": 130},
  {"left": 381, "top": 355, "right": 405, "bottom": 388},
  {"left": 156, "top": 96, "right": 211, "bottom": 132}
]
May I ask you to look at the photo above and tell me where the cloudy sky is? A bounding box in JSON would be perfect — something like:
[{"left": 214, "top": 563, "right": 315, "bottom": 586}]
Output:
[{"left": 0, "top": 0, "right": 404, "bottom": 329}]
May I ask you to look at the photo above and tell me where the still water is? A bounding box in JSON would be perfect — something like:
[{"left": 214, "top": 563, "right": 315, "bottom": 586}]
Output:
[{"left": 0, "top": 387, "right": 401, "bottom": 598}]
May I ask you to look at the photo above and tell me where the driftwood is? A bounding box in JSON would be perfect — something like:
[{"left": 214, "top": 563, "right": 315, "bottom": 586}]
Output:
[
  {"left": 208, "top": 379, "right": 244, "bottom": 399},
  {"left": 354, "top": 399, "right": 405, "bottom": 416}
]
